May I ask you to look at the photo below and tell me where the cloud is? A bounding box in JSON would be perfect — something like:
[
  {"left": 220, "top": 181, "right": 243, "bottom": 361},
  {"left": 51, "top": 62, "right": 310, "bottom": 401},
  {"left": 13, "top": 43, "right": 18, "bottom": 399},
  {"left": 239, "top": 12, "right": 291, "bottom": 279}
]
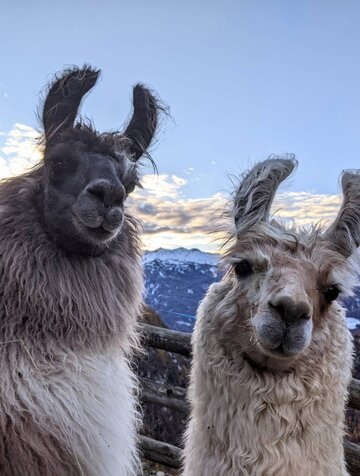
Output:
[
  {"left": 128, "top": 177, "right": 227, "bottom": 251},
  {"left": 273, "top": 192, "right": 341, "bottom": 226},
  {"left": 129, "top": 177, "right": 343, "bottom": 251},
  {"left": 0, "top": 123, "right": 344, "bottom": 252},
  {"left": 0, "top": 123, "right": 41, "bottom": 179}
]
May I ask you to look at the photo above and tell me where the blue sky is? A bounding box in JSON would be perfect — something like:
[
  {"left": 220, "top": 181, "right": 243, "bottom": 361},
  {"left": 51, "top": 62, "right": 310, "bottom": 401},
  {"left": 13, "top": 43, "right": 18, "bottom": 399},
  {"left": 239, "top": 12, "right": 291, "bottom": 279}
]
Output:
[{"left": 0, "top": 1, "right": 359, "bottom": 250}]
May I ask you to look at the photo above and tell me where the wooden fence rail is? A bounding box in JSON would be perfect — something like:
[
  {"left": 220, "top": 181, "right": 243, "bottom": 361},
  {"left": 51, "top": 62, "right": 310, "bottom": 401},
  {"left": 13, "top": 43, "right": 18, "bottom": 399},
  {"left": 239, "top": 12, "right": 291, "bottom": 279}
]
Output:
[
  {"left": 141, "top": 323, "right": 191, "bottom": 357},
  {"left": 139, "top": 435, "right": 182, "bottom": 469},
  {"left": 140, "top": 377, "right": 189, "bottom": 413},
  {"left": 140, "top": 324, "right": 360, "bottom": 474}
]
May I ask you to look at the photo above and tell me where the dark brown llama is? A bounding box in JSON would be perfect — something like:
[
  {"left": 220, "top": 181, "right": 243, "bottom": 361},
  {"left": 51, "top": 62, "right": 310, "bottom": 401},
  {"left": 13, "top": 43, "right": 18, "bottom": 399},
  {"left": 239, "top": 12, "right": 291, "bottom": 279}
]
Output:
[{"left": 0, "top": 66, "right": 162, "bottom": 475}]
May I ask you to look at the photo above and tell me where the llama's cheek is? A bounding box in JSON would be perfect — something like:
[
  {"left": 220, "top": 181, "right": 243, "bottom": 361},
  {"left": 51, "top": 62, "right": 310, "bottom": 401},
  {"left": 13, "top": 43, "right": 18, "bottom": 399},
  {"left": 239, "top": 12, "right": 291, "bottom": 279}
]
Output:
[{"left": 245, "top": 283, "right": 265, "bottom": 307}]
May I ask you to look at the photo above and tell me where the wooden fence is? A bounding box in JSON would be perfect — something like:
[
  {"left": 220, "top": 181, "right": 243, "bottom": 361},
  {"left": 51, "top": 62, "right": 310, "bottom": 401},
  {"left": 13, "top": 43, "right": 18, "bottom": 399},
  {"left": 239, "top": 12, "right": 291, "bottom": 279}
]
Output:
[{"left": 139, "top": 324, "right": 360, "bottom": 475}]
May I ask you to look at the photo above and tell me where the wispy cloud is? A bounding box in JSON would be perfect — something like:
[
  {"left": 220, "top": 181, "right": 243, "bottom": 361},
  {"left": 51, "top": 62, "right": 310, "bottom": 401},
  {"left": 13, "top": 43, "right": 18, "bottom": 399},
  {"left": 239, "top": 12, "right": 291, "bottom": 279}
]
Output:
[{"left": 0, "top": 123, "right": 344, "bottom": 252}]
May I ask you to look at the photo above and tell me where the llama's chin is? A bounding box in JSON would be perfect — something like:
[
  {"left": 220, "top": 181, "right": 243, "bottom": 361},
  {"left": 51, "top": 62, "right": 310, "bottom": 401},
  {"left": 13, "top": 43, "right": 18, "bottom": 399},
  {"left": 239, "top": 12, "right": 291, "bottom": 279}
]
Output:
[
  {"left": 256, "top": 341, "right": 306, "bottom": 360},
  {"left": 242, "top": 343, "right": 305, "bottom": 371}
]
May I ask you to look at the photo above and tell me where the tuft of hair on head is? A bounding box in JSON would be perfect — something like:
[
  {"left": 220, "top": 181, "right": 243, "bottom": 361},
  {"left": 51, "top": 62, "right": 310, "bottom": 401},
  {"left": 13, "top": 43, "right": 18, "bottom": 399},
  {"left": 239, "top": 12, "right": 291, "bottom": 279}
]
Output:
[
  {"left": 233, "top": 155, "right": 297, "bottom": 236},
  {"left": 324, "top": 169, "right": 360, "bottom": 258}
]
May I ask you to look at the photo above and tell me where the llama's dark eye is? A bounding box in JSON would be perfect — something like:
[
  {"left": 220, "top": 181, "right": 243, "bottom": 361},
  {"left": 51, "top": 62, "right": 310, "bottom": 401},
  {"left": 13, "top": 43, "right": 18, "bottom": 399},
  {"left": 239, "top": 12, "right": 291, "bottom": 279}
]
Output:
[
  {"left": 50, "top": 159, "right": 77, "bottom": 177},
  {"left": 234, "top": 260, "right": 253, "bottom": 279},
  {"left": 324, "top": 285, "right": 341, "bottom": 303}
]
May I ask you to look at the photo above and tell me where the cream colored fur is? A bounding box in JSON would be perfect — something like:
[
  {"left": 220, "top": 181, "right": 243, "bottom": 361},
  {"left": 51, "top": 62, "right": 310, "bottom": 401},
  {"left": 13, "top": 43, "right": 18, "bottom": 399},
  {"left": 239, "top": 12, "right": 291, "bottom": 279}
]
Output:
[
  {"left": 184, "top": 280, "right": 353, "bottom": 476},
  {"left": 183, "top": 158, "right": 360, "bottom": 476}
]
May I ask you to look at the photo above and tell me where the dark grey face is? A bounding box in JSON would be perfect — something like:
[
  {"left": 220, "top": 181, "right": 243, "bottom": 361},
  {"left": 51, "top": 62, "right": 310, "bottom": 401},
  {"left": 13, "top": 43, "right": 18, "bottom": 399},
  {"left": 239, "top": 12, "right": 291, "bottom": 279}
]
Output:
[
  {"left": 42, "top": 141, "right": 138, "bottom": 254},
  {"left": 40, "top": 65, "right": 160, "bottom": 255}
]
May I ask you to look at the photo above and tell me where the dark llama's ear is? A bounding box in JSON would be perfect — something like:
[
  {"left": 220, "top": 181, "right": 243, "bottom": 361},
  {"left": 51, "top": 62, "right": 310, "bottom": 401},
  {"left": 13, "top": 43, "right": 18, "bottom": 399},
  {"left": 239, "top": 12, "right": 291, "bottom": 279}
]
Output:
[
  {"left": 124, "top": 84, "right": 159, "bottom": 161},
  {"left": 324, "top": 170, "right": 360, "bottom": 257},
  {"left": 234, "top": 156, "right": 297, "bottom": 234},
  {"left": 43, "top": 65, "right": 100, "bottom": 146}
]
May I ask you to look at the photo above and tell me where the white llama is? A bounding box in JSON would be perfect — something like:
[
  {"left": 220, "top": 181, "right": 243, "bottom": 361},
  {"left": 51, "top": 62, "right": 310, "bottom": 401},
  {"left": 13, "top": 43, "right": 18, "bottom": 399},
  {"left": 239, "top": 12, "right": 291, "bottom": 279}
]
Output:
[{"left": 183, "top": 157, "right": 360, "bottom": 476}]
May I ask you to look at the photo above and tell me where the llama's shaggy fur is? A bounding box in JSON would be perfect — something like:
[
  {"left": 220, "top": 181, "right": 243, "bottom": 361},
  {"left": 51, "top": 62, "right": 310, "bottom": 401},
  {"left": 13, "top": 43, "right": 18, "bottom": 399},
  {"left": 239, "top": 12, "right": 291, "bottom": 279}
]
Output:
[
  {"left": 0, "top": 170, "right": 142, "bottom": 475},
  {"left": 183, "top": 158, "right": 360, "bottom": 476},
  {"left": 0, "top": 67, "right": 161, "bottom": 475}
]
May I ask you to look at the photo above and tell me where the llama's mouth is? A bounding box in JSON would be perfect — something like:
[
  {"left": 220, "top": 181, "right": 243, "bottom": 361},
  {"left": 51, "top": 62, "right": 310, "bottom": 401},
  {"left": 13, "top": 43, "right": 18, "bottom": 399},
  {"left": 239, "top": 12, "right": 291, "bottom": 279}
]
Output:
[
  {"left": 253, "top": 313, "right": 312, "bottom": 360},
  {"left": 85, "top": 225, "right": 117, "bottom": 240},
  {"left": 256, "top": 338, "right": 307, "bottom": 360},
  {"left": 256, "top": 341, "right": 295, "bottom": 360},
  {"left": 73, "top": 216, "right": 120, "bottom": 243}
]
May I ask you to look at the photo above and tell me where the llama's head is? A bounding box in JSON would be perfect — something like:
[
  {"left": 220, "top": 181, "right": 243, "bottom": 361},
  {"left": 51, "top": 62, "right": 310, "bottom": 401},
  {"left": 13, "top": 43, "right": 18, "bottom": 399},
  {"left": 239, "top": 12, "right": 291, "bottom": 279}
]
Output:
[
  {"left": 40, "top": 66, "right": 160, "bottom": 255},
  {"left": 220, "top": 158, "right": 360, "bottom": 369}
]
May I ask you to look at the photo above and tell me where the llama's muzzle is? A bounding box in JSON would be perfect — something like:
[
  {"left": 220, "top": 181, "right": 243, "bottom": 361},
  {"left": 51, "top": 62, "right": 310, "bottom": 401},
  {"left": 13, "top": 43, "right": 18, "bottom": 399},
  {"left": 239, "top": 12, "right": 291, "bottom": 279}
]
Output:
[{"left": 253, "top": 300, "right": 313, "bottom": 358}]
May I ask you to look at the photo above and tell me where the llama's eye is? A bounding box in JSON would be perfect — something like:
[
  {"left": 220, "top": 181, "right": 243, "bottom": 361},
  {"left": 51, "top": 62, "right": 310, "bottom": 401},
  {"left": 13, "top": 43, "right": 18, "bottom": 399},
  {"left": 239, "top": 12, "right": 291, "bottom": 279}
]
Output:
[
  {"left": 234, "top": 260, "right": 253, "bottom": 279},
  {"left": 50, "top": 159, "right": 77, "bottom": 177},
  {"left": 324, "top": 285, "right": 341, "bottom": 303}
]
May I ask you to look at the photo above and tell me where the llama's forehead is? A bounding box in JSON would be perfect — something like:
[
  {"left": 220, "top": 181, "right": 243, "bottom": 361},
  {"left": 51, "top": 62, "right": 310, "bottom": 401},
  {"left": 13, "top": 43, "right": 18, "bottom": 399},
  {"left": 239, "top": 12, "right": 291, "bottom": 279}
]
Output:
[
  {"left": 229, "top": 227, "right": 348, "bottom": 276},
  {"left": 46, "top": 135, "right": 136, "bottom": 175},
  {"left": 52, "top": 125, "right": 133, "bottom": 161}
]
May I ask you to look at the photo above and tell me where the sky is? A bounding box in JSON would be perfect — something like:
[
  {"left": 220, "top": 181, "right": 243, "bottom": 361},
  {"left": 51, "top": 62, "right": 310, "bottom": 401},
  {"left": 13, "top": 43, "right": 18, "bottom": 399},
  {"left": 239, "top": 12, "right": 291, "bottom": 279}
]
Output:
[{"left": 0, "top": 1, "right": 359, "bottom": 251}]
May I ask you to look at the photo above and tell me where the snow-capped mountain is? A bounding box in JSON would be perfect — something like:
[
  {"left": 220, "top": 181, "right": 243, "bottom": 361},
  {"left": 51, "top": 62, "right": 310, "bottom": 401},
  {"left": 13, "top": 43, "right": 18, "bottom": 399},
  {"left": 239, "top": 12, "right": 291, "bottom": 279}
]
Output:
[
  {"left": 144, "top": 247, "right": 218, "bottom": 266},
  {"left": 144, "top": 248, "right": 220, "bottom": 331},
  {"left": 144, "top": 248, "right": 360, "bottom": 332}
]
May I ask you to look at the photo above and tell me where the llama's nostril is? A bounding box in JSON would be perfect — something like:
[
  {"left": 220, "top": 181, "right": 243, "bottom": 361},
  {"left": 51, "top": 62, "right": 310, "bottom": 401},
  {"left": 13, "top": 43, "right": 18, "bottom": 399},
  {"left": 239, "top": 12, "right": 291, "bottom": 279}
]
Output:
[
  {"left": 269, "top": 296, "right": 312, "bottom": 324},
  {"left": 88, "top": 185, "right": 105, "bottom": 202},
  {"left": 87, "top": 180, "right": 125, "bottom": 206},
  {"left": 269, "top": 301, "right": 286, "bottom": 319}
]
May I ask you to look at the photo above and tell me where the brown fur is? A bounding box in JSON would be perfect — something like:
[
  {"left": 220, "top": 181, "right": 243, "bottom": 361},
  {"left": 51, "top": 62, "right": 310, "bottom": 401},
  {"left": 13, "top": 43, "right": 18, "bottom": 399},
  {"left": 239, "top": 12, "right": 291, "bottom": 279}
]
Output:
[{"left": 0, "top": 65, "right": 163, "bottom": 475}]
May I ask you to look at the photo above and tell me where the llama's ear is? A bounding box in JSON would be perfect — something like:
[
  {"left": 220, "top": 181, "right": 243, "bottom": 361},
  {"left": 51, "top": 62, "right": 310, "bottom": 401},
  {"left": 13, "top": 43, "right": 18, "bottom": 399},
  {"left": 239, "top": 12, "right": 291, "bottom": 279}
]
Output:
[
  {"left": 324, "top": 170, "right": 360, "bottom": 257},
  {"left": 42, "top": 66, "right": 100, "bottom": 146},
  {"left": 234, "top": 157, "right": 297, "bottom": 234},
  {"left": 124, "top": 84, "right": 159, "bottom": 161}
]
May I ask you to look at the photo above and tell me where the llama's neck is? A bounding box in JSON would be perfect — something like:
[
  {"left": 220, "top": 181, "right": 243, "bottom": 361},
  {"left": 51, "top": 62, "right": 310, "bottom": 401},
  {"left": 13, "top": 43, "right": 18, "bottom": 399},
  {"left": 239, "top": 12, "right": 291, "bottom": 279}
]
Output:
[{"left": 0, "top": 170, "right": 143, "bottom": 355}]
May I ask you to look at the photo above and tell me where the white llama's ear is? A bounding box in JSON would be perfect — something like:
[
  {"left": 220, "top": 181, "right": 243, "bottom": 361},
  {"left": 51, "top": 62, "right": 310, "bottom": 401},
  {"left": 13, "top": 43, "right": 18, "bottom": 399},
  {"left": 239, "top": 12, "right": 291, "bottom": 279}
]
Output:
[
  {"left": 234, "top": 157, "right": 297, "bottom": 234},
  {"left": 43, "top": 66, "right": 100, "bottom": 146},
  {"left": 324, "top": 170, "right": 360, "bottom": 257}
]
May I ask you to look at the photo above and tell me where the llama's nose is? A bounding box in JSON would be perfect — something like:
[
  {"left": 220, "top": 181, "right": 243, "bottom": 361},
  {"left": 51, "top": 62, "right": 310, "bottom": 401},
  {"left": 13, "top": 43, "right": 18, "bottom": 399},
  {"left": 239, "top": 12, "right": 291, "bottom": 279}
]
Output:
[
  {"left": 269, "top": 296, "right": 312, "bottom": 324},
  {"left": 87, "top": 179, "right": 125, "bottom": 207}
]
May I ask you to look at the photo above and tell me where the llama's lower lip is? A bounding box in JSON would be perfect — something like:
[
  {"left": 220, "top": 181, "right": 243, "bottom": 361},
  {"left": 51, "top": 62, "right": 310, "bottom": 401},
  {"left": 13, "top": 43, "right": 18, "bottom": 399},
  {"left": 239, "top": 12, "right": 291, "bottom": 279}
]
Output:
[
  {"left": 257, "top": 341, "right": 298, "bottom": 360},
  {"left": 73, "top": 217, "right": 117, "bottom": 242},
  {"left": 86, "top": 226, "right": 114, "bottom": 238}
]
